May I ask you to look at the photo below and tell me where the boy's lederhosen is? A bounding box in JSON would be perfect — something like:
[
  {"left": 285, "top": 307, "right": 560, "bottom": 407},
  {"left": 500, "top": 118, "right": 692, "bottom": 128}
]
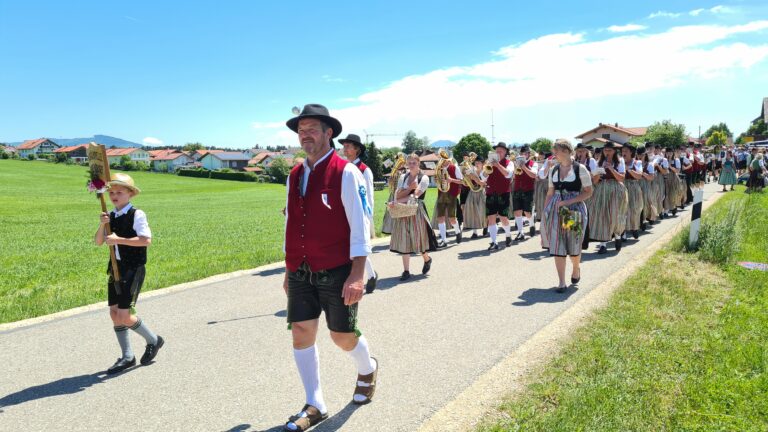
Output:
[
  {"left": 285, "top": 152, "right": 360, "bottom": 334},
  {"left": 485, "top": 158, "right": 511, "bottom": 217},
  {"left": 512, "top": 159, "right": 536, "bottom": 213},
  {"left": 108, "top": 208, "right": 147, "bottom": 310}
]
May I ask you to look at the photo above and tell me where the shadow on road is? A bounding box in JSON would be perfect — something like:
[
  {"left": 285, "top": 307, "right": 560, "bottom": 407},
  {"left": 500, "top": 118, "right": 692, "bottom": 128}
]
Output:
[
  {"left": 208, "top": 309, "right": 287, "bottom": 325},
  {"left": 224, "top": 424, "right": 252, "bottom": 432},
  {"left": 255, "top": 402, "right": 360, "bottom": 432},
  {"left": 373, "top": 273, "right": 427, "bottom": 291},
  {"left": 0, "top": 371, "right": 115, "bottom": 411},
  {"left": 512, "top": 286, "right": 577, "bottom": 306},
  {"left": 457, "top": 248, "right": 492, "bottom": 260},
  {"left": 519, "top": 250, "right": 549, "bottom": 261},
  {"left": 253, "top": 268, "right": 285, "bottom": 278}
]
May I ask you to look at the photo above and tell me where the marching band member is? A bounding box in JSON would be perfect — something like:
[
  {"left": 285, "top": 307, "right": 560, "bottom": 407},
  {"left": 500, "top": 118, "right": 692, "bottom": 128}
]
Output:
[
  {"left": 389, "top": 153, "right": 437, "bottom": 281},
  {"left": 663, "top": 147, "right": 681, "bottom": 217},
  {"left": 638, "top": 147, "right": 658, "bottom": 227},
  {"left": 693, "top": 144, "right": 707, "bottom": 189},
  {"left": 433, "top": 154, "right": 464, "bottom": 247},
  {"left": 650, "top": 143, "right": 667, "bottom": 220},
  {"left": 511, "top": 145, "right": 538, "bottom": 241},
  {"left": 482, "top": 142, "right": 514, "bottom": 251},
  {"left": 671, "top": 146, "right": 687, "bottom": 209},
  {"left": 589, "top": 141, "right": 628, "bottom": 254},
  {"left": 622, "top": 143, "right": 643, "bottom": 240},
  {"left": 463, "top": 156, "right": 488, "bottom": 238},
  {"left": 541, "top": 139, "right": 593, "bottom": 293},
  {"left": 340, "top": 133, "right": 378, "bottom": 293}
]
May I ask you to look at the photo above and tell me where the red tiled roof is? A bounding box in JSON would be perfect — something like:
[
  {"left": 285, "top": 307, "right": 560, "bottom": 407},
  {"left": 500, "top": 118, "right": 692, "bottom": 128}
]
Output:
[
  {"left": 105, "top": 148, "right": 144, "bottom": 156},
  {"left": 54, "top": 144, "right": 88, "bottom": 153},
  {"left": 17, "top": 138, "right": 51, "bottom": 150},
  {"left": 243, "top": 166, "right": 264, "bottom": 173},
  {"left": 250, "top": 151, "right": 278, "bottom": 164},
  {"left": 148, "top": 149, "right": 183, "bottom": 159},
  {"left": 153, "top": 152, "right": 190, "bottom": 161},
  {"left": 194, "top": 149, "right": 224, "bottom": 157},
  {"left": 575, "top": 123, "right": 648, "bottom": 139}
]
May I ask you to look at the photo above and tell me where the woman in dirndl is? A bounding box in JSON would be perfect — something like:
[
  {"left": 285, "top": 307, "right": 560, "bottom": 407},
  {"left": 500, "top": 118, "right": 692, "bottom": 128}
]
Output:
[
  {"left": 746, "top": 152, "right": 765, "bottom": 193},
  {"left": 534, "top": 153, "right": 553, "bottom": 223},
  {"left": 389, "top": 153, "right": 437, "bottom": 281},
  {"left": 638, "top": 147, "right": 658, "bottom": 227},
  {"left": 621, "top": 143, "right": 644, "bottom": 240},
  {"left": 462, "top": 156, "right": 488, "bottom": 238},
  {"left": 542, "top": 139, "right": 593, "bottom": 293},
  {"left": 662, "top": 147, "right": 681, "bottom": 216},
  {"left": 718, "top": 151, "right": 737, "bottom": 192},
  {"left": 588, "top": 141, "right": 628, "bottom": 254}
]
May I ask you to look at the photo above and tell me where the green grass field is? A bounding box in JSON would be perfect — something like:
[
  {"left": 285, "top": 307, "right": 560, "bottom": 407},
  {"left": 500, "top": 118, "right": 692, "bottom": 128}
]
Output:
[
  {"left": 0, "top": 160, "right": 435, "bottom": 323},
  {"left": 480, "top": 187, "right": 768, "bottom": 431}
]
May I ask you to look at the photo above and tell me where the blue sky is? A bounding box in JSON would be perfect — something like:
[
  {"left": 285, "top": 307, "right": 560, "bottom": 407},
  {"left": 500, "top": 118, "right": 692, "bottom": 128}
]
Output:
[{"left": 1, "top": 1, "right": 767, "bottom": 148}]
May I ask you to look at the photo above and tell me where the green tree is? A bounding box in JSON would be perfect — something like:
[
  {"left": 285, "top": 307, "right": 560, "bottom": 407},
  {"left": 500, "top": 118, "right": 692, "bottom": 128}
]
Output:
[
  {"left": 183, "top": 142, "right": 204, "bottom": 152},
  {"left": 746, "top": 119, "right": 768, "bottom": 136},
  {"left": 642, "top": 120, "right": 688, "bottom": 149},
  {"left": 706, "top": 130, "right": 728, "bottom": 149},
  {"left": 702, "top": 122, "right": 733, "bottom": 139},
  {"left": 360, "top": 141, "right": 385, "bottom": 181},
  {"left": 268, "top": 158, "right": 291, "bottom": 184},
  {"left": 452, "top": 133, "right": 492, "bottom": 160},
  {"left": 402, "top": 130, "right": 430, "bottom": 154},
  {"left": 530, "top": 137, "right": 553, "bottom": 155},
  {"left": 119, "top": 155, "right": 132, "bottom": 168},
  {"left": 0, "top": 150, "right": 8, "bottom": 159},
  {"left": 55, "top": 152, "right": 68, "bottom": 163}
]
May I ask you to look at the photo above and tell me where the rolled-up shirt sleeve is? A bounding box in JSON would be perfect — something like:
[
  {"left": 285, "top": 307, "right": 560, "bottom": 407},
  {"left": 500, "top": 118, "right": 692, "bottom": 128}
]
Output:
[
  {"left": 341, "top": 165, "right": 372, "bottom": 258},
  {"left": 133, "top": 210, "right": 152, "bottom": 238}
]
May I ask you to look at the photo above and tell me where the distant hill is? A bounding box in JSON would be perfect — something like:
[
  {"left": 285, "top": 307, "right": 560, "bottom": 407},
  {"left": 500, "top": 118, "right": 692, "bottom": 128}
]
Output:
[{"left": 9, "top": 135, "right": 142, "bottom": 148}]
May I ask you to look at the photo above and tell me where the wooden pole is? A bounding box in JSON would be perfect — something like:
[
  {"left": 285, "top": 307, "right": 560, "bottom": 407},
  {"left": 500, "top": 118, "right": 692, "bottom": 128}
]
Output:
[{"left": 89, "top": 143, "right": 122, "bottom": 293}]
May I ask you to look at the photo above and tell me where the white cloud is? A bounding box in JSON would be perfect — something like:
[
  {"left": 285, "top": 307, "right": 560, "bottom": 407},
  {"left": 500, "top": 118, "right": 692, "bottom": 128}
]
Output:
[
  {"left": 253, "top": 20, "right": 768, "bottom": 148},
  {"left": 142, "top": 137, "right": 163, "bottom": 145},
  {"left": 322, "top": 74, "right": 346, "bottom": 83},
  {"left": 650, "top": 5, "right": 736, "bottom": 19},
  {"left": 607, "top": 23, "right": 648, "bottom": 33},
  {"left": 648, "top": 11, "right": 682, "bottom": 19}
]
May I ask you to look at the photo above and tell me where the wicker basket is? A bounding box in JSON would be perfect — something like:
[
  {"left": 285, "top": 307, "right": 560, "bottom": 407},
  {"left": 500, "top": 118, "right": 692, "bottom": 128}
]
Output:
[{"left": 388, "top": 202, "right": 419, "bottom": 218}]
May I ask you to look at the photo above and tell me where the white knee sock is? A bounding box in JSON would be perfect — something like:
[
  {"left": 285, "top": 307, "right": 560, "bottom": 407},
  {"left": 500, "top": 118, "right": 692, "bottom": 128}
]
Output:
[
  {"left": 504, "top": 223, "right": 512, "bottom": 239},
  {"left": 451, "top": 222, "right": 460, "bottom": 236},
  {"left": 515, "top": 217, "right": 523, "bottom": 234},
  {"left": 364, "top": 258, "right": 376, "bottom": 281},
  {"left": 347, "top": 335, "right": 376, "bottom": 376},
  {"left": 473, "top": 229, "right": 478, "bottom": 235},
  {"left": 489, "top": 224, "right": 498, "bottom": 244},
  {"left": 528, "top": 216, "right": 535, "bottom": 227},
  {"left": 438, "top": 223, "right": 447, "bottom": 243},
  {"left": 293, "top": 345, "right": 327, "bottom": 414}
]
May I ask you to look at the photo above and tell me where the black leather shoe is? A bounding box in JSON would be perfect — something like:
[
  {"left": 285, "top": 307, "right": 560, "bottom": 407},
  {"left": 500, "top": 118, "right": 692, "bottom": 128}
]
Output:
[
  {"left": 365, "top": 276, "right": 377, "bottom": 294},
  {"left": 506, "top": 237, "right": 513, "bottom": 247},
  {"left": 488, "top": 243, "right": 499, "bottom": 251},
  {"left": 107, "top": 357, "right": 136, "bottom": 374},
  {"left": 399, "top": 271, "right": 411, "bottom": 281},
  {"left": 529, "top": 225, "right": 536, "bottom": 237},
  {"left": 615, "top": 238, "right": 622, "bottom": 252},
  {"left": 632, "top": 230, "right": 639, "bottom": 239},
  {"left": 456, "top": 232, "right": 463, "bottom": 244},
  {"left": 514, "top": 233, "right": 525, "bottom": 242},
  {"left": 571, "top": 273, "right": 581, "bottom": 284},
  {"left": 140, "top": 336, "right": 165, "bottom": 366},
  {"left": 422, "top": 258, "right": 433, "bottom": 274},
  {"left": 471, "top": 233, "right": 479, "bottom": 239},
  {"left": 523, "top": 219, "right": 530, "bottom": 226},
  {"left": 597, "top": 245, "right": 608, "bottom": 254},
  {"left": 555, "top": 285, "right": 567, "bottom": 293}
]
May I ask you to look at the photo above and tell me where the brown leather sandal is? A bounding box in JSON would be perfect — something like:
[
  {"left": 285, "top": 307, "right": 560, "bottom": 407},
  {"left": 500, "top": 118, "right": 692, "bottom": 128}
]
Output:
[
  {"left": 283, "top": 404, "right": 328, "bottom": 431},
  {"left": 352, "top": 357, "right": 378, "bottom": 405}
]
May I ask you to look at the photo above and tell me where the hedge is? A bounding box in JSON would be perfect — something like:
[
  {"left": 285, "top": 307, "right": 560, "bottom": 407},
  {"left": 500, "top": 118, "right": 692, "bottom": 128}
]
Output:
[
  {"left": 210, "top": 171, "right": 258, "bottom": 182},
  {"left": 178, "top": 169, "right": 211, "bottom": 179}
]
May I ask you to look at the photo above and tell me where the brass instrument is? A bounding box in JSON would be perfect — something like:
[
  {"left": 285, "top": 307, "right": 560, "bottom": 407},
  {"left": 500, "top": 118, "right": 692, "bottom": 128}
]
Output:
[
  {"left": 484, "top": 151, "right": 498, "bottom": 175},
  {"left": 388, "top": 152, "right": 406, "bottom": 194},
  {"left": 460, "top": 152, "right": 484, "bottom": 192},
  {"left": 435, "top": 148, "right": 454, "bottom": 193}
]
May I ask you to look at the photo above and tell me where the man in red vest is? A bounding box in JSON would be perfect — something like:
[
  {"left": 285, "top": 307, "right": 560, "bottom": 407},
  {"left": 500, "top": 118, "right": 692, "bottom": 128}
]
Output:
[
  {"left": 434, "top": 155, "right": 464, "bottom": 247},
  {"left": 511, "top": 145, "right": 538, "bottom": 241},
  {"left": 339, "top": 133, "right": 378, "bottom": 294},
  {"left": 282, "top": 105, "right": 378, "bottom": 431},
  {"left": 482, "top": 142, "right": 514, "bottom": 251}
]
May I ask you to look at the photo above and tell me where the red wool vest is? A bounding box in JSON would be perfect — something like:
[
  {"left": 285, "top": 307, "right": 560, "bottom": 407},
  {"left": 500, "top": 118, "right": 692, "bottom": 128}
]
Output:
[
  {"left": 447, "top": 164, "right": 461, "bottom": 197},
  {"left": 486, "top": 158, "right": 512, "bottom": 195},
  {"left": 354, "top": 160, "right": 368, "bottom": 173},
  {"left": 285, "top": 152, "right": 351, "bottom": 272},
  {"left": 513, "top": 160, "right": 536, "bottom": 192}
]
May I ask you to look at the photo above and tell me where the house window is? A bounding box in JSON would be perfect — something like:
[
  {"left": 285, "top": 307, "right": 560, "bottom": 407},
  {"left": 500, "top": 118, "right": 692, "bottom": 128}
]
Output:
[{"left": 602, "top": 133, "right": 611, "bottom": 139}]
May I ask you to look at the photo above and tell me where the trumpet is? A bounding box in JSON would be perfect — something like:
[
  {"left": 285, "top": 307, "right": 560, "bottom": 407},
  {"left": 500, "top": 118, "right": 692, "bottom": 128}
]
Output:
[{"left": 484, "top": 151, "right": 498, "bottom": 175}]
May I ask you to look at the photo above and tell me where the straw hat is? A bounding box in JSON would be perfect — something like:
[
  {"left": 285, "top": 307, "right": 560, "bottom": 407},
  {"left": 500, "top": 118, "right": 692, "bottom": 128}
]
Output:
[{"left": 109, "top": 173, "right": 141, "bottom": 195}]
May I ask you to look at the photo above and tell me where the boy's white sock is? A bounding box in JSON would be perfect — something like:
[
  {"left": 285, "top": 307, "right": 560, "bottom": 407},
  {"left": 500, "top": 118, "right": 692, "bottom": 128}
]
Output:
[{"left": 438, "top": 223, "right": 447, "bottom": 243}]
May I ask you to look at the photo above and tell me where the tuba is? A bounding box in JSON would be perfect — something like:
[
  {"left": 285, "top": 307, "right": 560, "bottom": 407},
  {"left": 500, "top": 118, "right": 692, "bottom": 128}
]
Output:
[
  {"left": 461, "top": 152, "right": 484, "bottom": 192},
  {"left": 435, "top": 149, "right": 453, "bottom": 193},
  {"left": 388, "top": 152, "right": 406, "bottom": 194}
]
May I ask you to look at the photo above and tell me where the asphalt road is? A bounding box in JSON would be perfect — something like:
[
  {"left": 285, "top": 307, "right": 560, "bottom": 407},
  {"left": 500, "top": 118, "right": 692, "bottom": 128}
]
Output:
[{"left": 0, "top": 183, "right": 720, "bottom": 432}]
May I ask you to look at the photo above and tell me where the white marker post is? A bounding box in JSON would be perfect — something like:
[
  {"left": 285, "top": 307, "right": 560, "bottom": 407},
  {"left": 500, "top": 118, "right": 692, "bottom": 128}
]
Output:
[{"left": 689, "top": 189, "right": 704, "bottom": 248}]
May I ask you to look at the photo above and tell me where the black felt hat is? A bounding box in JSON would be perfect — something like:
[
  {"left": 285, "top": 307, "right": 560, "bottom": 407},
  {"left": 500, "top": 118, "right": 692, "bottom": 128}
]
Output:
[
  {"left": 493, "top": 142, "right": 509, "bottom": 155},
  {"left": 286, "top": 104, "right": 342, "bottom": 138},
  {"left": 338, "top": 133, "right": 366, "bottom": 158},
  {"left": 603, "top": 141, "right": 621, "bottom": 150}
]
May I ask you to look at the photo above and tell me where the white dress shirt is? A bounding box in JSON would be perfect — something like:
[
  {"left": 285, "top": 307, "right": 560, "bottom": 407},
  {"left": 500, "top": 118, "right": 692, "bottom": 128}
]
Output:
[
  {"left": 285, "top": 149, "right": 372, "bottom": 259},
  {"left": 110, "top": 203, "right": 151, "bottom": 261},
  {"left": 352, "top": 158, "right": 375, "bottom": 224}
]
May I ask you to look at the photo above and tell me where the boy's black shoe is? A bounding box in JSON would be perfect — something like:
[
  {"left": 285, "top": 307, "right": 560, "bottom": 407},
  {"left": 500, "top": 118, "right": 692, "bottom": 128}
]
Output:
[
  {"left": 523, "top": 219, "right": 530, "bottom": 226},
  {"left": 529, "top": 225, "right": 536, "bottom": 237},
  {"left": 456, "top": 232, "right": 463, "bottom": 244},
  {"left": 422, "top": 258, "right": 433, "bottom": 274},
  {"left": 107, "top": 357, "right": 136, "bottom": 374},
  {"left": 597, "top": 245, "right": 608, "bottom": 255},
  {"left": 471, "top": 233, "right": 479, "bottom": 239},
  {"left": 488, "top": 242, "right": 499, "bottom": 251},
  {"left": 614, "top": 238, "right": 622, "bottom": 252},
  {"left": 505, "top": 237, "right": 513, "bottom": 247},
  {"left": 140, "top": 336, "right": 165, "bottom": 366},
  {"left": 436, "top": 240, "right": 447, "bottom": 249},
  {"left": 365, "top": 276, "right": 377, "bottom": 294},
  {"left": 514, "top": 233, "right": 525, "bottom": 242},
  {"left": 399, "top": 271, "right": 411, "bottom": 281},
  {"left": 632, "top": 230, "right": 639, "bottom": 239}
]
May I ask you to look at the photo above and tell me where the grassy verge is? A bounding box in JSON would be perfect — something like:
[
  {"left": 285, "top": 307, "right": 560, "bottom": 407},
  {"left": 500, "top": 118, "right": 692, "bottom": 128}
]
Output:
[
  {"left": 0, "top": 160, "right": 435, "bottom": 323},
  {"left": 479, "top": 186, "right": 768, "bottom": 431}
]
